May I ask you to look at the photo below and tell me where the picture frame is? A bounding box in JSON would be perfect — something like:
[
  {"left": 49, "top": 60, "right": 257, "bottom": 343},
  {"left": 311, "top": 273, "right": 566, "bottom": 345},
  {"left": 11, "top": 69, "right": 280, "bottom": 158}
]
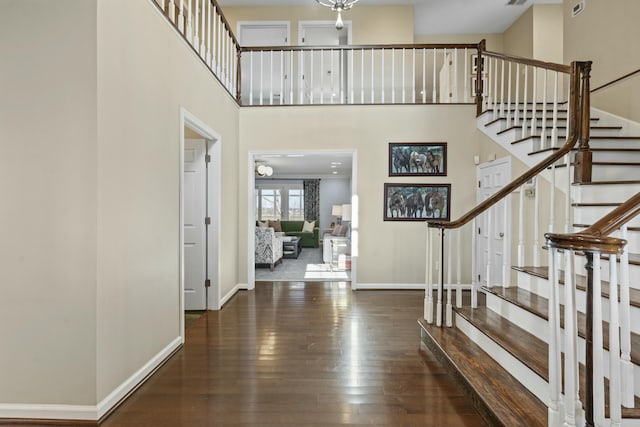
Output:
[
  {"left": 471, "top": 54, "right": 486, "bottom": 75},
  {"left": 388, "top": 142, "right": 447, "bottom": 177},
  {"left": 384, "top": 183, "right": 451, "bottom": 222}
]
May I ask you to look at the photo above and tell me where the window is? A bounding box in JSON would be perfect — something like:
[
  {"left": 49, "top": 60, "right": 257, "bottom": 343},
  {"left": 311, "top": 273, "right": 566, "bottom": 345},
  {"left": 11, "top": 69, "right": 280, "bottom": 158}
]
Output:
[{"left": 256, "top": 184, "right": 304, "bottom": 221}]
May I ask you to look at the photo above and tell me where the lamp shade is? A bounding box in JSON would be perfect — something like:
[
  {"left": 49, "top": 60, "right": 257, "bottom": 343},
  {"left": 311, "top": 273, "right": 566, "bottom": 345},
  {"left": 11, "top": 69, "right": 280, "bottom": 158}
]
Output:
[
  {"left": 331, "top": 205, "right": 343, "bottom": 216},
  {"left": 341, "top": 204, "right": 352, "bottom": 221}
]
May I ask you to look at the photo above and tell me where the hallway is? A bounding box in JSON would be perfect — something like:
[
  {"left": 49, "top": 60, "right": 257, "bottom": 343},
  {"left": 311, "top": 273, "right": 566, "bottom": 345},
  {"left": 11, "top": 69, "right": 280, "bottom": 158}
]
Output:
[{"left": 101, "top": 283, "right": 486, "bottom": 426}]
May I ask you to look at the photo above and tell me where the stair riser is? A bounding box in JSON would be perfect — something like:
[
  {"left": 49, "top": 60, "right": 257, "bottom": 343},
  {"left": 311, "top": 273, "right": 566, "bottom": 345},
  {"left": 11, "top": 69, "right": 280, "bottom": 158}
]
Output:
[
  {"left": 589, "top": 139, "right": 640, "bottom": 149},
  {"left": 572, "top": 184, "right": 640, "bottom": 204},
  {"left": 485, "top": 290, "right": 640, "bottom": 396},
  {"left": 591, "top": 151, "right": 640, "bottom": 163},
  {"left": 502, "top": 127, "right": 621, "bottom": 141},
  {"left": 590, "top": 165, "right": 640, "bottom": 182},
  {"left": 574, "top": 206, "right": 640, "bottom": 228},
  {"left": 573, "top": 253, "right": 640, "bottom": 288},
  {"left": 454, "top": 312, "right": 550, "bottom": 404}
]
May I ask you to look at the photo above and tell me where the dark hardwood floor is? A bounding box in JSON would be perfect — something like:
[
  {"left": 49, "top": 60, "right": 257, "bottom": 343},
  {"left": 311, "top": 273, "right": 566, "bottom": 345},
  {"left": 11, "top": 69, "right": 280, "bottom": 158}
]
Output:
[{"left": 98, "top": 282, "right": 486, "bottom": 426}]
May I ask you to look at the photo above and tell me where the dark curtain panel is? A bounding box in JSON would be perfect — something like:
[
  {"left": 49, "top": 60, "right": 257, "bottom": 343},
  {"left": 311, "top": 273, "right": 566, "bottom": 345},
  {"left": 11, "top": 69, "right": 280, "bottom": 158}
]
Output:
[{"left": 303, "top": 179, "right": 321, "bottom": 221}]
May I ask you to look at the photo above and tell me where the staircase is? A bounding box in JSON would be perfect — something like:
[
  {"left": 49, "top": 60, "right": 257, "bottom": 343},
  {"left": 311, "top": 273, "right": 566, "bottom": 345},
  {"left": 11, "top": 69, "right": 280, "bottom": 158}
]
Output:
[{"left": 419, "top": 104, "right": 640, "bottom": 427}]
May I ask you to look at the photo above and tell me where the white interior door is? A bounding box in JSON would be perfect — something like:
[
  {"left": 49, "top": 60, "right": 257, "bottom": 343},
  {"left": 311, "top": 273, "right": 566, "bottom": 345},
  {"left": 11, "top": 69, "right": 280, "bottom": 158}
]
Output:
[
  {"left": 238, "top": 22, "right": 290, "bottom": 105},
  {"left": 477, "top": 157, "right": 511, "bottom": 287},
  {"left": 184, "top": 139, "right": 207, "bottom": 310},
  {"left": 299, "top": 22, "right": 351, "bottom": 104}
]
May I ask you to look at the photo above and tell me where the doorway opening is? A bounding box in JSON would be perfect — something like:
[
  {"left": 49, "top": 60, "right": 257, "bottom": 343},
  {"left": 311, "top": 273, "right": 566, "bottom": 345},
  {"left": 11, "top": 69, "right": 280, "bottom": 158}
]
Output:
[
  {"left": 248, "top": 150, "right": 358, "bottom": 290},
  {"left": 180, "top": 108, "right": 221, "bottom": 340}
]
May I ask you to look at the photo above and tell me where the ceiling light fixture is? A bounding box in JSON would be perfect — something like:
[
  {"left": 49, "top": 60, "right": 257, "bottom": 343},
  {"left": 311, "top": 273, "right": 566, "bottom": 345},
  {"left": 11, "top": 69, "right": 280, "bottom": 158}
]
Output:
[
  {"left": 255, "top": 163, "right": 273, "bottom": 177},
  {"left": 316, "top": 0, "right": 358, "bottom": 30}
]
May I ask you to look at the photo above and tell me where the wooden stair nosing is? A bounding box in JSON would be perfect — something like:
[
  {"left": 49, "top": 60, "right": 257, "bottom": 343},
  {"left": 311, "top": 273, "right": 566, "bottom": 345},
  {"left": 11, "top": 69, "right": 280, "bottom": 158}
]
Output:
[
  {"left": 418, "top": 319, "right": 547, "bottom": 427},
  {"left": 572, "top": 180, "right": 640, "bottom": 185},
  {"left": 573, "top": 223, "right": 640, "bottom": 232}
]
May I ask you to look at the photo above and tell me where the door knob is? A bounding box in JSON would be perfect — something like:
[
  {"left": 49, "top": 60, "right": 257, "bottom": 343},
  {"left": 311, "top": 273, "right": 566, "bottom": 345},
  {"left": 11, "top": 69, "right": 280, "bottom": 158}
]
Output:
[{"left": 499, "top": 232, "right": 504, "bottom": 237}]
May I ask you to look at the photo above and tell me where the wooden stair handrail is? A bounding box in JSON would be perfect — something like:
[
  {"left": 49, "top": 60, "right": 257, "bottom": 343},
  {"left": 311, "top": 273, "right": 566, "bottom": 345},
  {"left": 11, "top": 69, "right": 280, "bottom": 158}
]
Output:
[
  {"left": 429, "top": 60, "right": 591, "bottom": 230},
  {"left": 545, "top": 192, "right": 640, "bottom": 254},
  {"left": 240, "top": 42, "right": 481, "bottom": 53},
  {"left": 483, "top": 50, "right": 572, "bottom": 74}
]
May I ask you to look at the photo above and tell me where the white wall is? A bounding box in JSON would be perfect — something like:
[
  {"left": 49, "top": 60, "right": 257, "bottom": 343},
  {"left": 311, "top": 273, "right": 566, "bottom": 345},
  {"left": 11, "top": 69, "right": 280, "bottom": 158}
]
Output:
[
  {"left": 239, "top": 105, "right": 479, "bottom": 286},
  {"left": 96, "top": 0, "right": 240, "bottom": 402},
  {"left": 0, "top": 0, "right": 98, "bottom": 405},
  {"left": 320, "top": 178, "right": 352, "bottom": 231}
]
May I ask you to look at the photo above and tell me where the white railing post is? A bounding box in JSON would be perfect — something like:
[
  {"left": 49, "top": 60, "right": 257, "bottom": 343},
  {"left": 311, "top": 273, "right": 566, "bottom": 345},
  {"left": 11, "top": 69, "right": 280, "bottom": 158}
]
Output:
[
  {"left": 269, "top": 50, "right": 274, "bottom": 105},
  {"left": 514, "top": 63, "right": 520, "bottom": 126},
  {"left": 249, "top": 52, "right": 254, "bottom": 106},
  {"left": 199, "top": 0, "right": 206, "bottom": 57},
  {"left": 521, "top": 65, "right": 528, "bottom": 138},
  {"left": 436, "top": 228, "right": 443, "bottom": 327},
  {"left": 360, "top": 49, "right": 364, "bottom": 104},
  {"left": 486, "top": 208, "right": 493, "bottom": 286},
  {"left": 381, "top": 48, "right": 385, "bottom": 103},
  {"left": 411, "top": 48, "right": 415, "bottom": 104},
  {"left": 563, "top": 251, "right": 579, "bottom": 427},
  {"left": 422, "top": 48, "right": 426, "bottom": 103},
  {"left": 532, "top": 177, "right": 540, "bottom": 267},
  {"left": 308, "top": 50, "right": 313, "bottom": 105},
  {"left": 371, "top": 48, "right": 375, "bottom": 103},
  {"left": 391, "top": 48, "right": 396, "bottom": 103},
  {"left": 432, "top": 48, "right": 437, "bottom": 103},
  {"left": 456, "top": 228, "right": 462, "bottom": 308},
  {"left": 350, "top": 49, "right": 354, "bottom": 104},
  {"left": 506, "top": 61, "right": 512, "bottom": 127},
  {"left": 540, "top": 69, "right": 548, "bottom": 149},
  {"left": 547, "top": 247, "right": 562, "bottom": 427},
  {"left": 169, "top": 0, "right": 176, "bottom": 23},
  {"left": 620, "top": 225, "right": 634, "bottom": 407},
  {"left": 471, "top": 218, "right": 478, "bottom": 308},
  {"left": 492, "top": 58, "right": 498, "bottom": 119},
  {"left": 446, "top": 229, "right": 453, "bottom": 327},
  {"left": 531, "top": 67, "right": 538, "bottom": 150},
  {"left": 518, "top": 184, "right": 525, "bottom": 267},
  {"left": 551, "top": 71, "right": 559, "bottom": 148},
  {"left": 453, "top": 48, "right": 458, "bottom": 102},
  {"left": 499, "top": 59, "right": 505, "bottom": 117},
  {"left": 259, "top": 52, "right": 264, "bottom": 106},
  {"left": 549, "top": 163, "right": 556, "bottom": 233},
  {"left": 193, "top": 0, "right": 199, "bottom": 53},
  {"left": 464, "top": 48, "right": 468, "bottom": 102},
  {"left": 289, "top": 51, "right": 293, "bottom": 104},
  {"left": 502, "top": 198, "right": 509, "bottom": 287},
  {"left": 608, "top": 254, "right": 622, "bottom": 427},
  {"left": 320, "top": 50, "right": 325, "bottom": 104},
  {"left": 425, "top": 226, "right": 433, "bottom": 324}
]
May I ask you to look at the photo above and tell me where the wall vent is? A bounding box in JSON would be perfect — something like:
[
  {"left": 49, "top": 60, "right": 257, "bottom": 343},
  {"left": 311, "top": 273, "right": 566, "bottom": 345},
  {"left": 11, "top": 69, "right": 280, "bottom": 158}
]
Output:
[{"left": 572, "top": 0, "right": 585, "bottom": 17}]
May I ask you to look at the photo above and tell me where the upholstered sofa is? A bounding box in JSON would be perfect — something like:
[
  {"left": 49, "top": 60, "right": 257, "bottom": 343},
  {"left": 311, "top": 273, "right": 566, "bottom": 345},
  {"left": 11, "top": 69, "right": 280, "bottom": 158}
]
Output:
[
  {"left": 256, "top": 220, "right": 320, "bottom": 248},
  {"left": 255, "top": 227, "right": 283, "bottom": 270}
]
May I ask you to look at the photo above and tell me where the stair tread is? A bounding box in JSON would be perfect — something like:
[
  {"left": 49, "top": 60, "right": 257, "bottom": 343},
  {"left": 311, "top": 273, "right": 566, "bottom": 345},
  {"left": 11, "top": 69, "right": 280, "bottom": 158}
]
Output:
[
  {"left": 456, "top": 306, "right": 549, "bottom": 381},
  {"left": 485, "top": 284, "right": 640, "bottom": 365},
  {"left": 573, "top": 223, "right": 640, "bottom": 232},
  {"left": 418, "top": 318, "right": 547, "bottom": 427},
  {"left": 573, "top": 180, "right": 640, "bottom": 185}
]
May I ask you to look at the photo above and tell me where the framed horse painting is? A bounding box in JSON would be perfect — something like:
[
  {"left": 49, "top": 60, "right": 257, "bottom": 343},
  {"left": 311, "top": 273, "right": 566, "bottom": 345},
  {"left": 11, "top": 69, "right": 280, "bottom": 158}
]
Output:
[
  {"left": 388, "top": 142, "right": 447, "bottom": 177},
  {"left": 383, "top": 183, "right": 451, "bottom": 222}
]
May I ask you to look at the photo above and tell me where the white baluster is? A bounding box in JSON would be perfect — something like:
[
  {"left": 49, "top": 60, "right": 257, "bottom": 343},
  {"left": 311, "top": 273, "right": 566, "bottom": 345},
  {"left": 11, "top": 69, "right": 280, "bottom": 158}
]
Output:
[
  {"left": 563, "top": 251, "right": 578, "bottom": 427},
  {"left": 425, "top": 226, "right": 433, "bottom": 324},
  {"left": 446, "top": 230, "right": 453, "bottom": 327},
  {"left": 206, "top": 0, "right": 211, "bottom": 65},
  {"left": 340, "top": 49, "right": 344, "bottom": 104},
  {"left": 299, "top": 50, "right": 304, "bottom": 105},
  {"left": 200, "top": 0, "right": 206, "bottom": 56},
  {"left": 308, "top": 50, "right": 313, "bottom": 105},
  {"left": 547, "top": 247, "right": 562, "bottom": 427},
  {"left": 370, "top": 48, "right": 374, "bottom": 103},
  {"left": 492, "top": 58, "right": 498, "bottom": 119},
  {"left": 411, "top": 48, "right": 415, "bottom": 104},
  {"left": 518, "top": 184, "right": 525, "bottom": 267},
  {"left": 549, "top": 163, "right": 556, "bottom": 233},
  {"left": 522, "top": 65, "right": 528, "bottom": 138},
  {"left": 193, "top": 0, "right": 199, "bottom": 52},
  {"left": 361, "top": 49, "right": 365, "bottom": 104},
  {"left": 280, "top": 50, "right": 284, "bottom": 105},
  {"left": 502, "top": 199, "right": 509, "bottom": 287},
  {"left": 259, "top": 52, "right": 263, "bottom": 106},
  {"left": 456, "top": 228, "right": 462, "bottom": 308},
  {"left": 486, "top": 209, "right": 493, "bottom": 286},
  {"left": 381, "top": 48, "right": 385, "bottom": 103},
  {"left": 471, "top": 217, "right": 478, "bottom": 308},
  {"left": 609, "top": 254, "right": 622, "bottom": 427},
  {"left": 249, "top": 52, "right": 254, "bottom": 106},
  {"left": 391, "top": 48, "right": 396, "bottom": 103},
  {"left": 551, "top": 71, "right": 559, "bottom": 148},
  {"left": 436, "top": 228, "right": 443, "bottom": 327},
  {"left": 289, "top": 50, "right": 293, "bottom": 104},
  {"left": 330, "top": 49, "right": 334, "bottom": 104},
  {"left": 506, "top": 61, "right": 512, "bottom": 127},
  {"left": 269, "top": 50, "right": 274, "bottom": 105},
  {"left": 169, "top": 0, "right": 175, "bottom": 23},
  {"left": 422, "top": 48, "right": 426, "bottom": 103},
  {"left": 402, "top": 48, "right": 406, "bottom": 103},
  {"left": 620, "top": 225, "right": 634, "bottom": 407},
  {"left": 593, "top": 255, "right": 605, "bottom": 426},
  {"left": 350, "top": 49, "right": 354, "bottom": 104},
  {"left": 212, "top": 6, "right": 217, "bottom": 71},
  {"left": 185, "top": 0, "right": 192, "bottom": 42},
  {"left": 320, "top": 50, "right": 324, "bottom": 104},
  {"left": 531, "top": 67, "right": 538, "bottom": 150},
  {"left": 499, "top": 59, "right": 505, "bottom": 117},
  {"left": 541, "top": 69, "right": 548, "bottom": 149},
  {"left": 514, "top": 63, "right": 520, "bottom": 126},
  {"left": 453, "top": 48, "right": 458, "bottom": 101},
  {"left": 532, "top": 177, "right": 540, "bottom": 267},
  {"left": 442, "top": 48, "right": 447, "bottom": 103},
  {"left": 432, "top": 48, "right": 437, "bottom": 103}
]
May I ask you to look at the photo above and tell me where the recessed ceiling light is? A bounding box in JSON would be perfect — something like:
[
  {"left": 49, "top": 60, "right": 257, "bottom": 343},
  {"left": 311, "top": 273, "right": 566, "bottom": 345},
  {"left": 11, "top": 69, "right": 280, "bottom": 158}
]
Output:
[
  {"left": 332, "top": 171, "right": 338, "bottom": 174},
  {"left": 331, "top": 162, "right": 342, "bottom": 165},
  {"left": 331, "top": 165, "right": 337, "bottom": 168}
]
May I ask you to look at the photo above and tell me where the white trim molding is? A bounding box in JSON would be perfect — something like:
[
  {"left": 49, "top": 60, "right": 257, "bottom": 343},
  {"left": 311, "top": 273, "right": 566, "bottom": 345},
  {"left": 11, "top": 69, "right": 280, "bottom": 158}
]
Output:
[
  {"left": 221, "top": 283, "right": 249, "bottom": 308},
  {"left": 0, "top": 337, "right": 182, "bottom": 421}
]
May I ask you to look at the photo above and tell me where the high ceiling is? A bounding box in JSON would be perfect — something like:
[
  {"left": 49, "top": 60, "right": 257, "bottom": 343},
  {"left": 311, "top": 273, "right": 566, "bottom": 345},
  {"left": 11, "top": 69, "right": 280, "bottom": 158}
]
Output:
[{"left": 217, "top": 0, "right": 562, "bottom": 35}]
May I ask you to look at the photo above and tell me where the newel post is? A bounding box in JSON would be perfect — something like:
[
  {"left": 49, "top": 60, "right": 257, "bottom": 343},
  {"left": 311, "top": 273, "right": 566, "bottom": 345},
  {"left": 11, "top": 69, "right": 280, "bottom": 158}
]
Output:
[
  {"left": 475, "top": 39, "right": 486, "bottom": 116},
  {"left": 574, "top": 61, "right": 593, "bottom": 183}
]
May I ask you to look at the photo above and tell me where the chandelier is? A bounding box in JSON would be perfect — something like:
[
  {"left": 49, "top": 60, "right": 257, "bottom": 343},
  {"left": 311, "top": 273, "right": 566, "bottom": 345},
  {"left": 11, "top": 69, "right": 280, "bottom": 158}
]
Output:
[{"left": 316, "top": 0, "right": 359, "bottom": 30}]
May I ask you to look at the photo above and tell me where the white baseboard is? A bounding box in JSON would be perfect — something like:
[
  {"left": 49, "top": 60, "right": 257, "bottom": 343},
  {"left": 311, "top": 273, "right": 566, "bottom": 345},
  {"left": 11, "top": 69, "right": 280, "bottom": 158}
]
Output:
[
  {"left": 355, "top": 283, "right": 472, "bottom": 291},
  {"left": 0, "top": 336, "right": 182, "bottom": 421},
  {"left": 220, "top": 283, "right": 248, "bottom": 308}
]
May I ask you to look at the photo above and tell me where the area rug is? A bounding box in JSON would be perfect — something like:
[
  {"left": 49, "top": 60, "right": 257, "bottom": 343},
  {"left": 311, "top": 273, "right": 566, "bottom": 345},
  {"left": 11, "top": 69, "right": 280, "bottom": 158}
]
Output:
[{"left": 255, "top": 247, "right": 351, "bottom": 282}]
